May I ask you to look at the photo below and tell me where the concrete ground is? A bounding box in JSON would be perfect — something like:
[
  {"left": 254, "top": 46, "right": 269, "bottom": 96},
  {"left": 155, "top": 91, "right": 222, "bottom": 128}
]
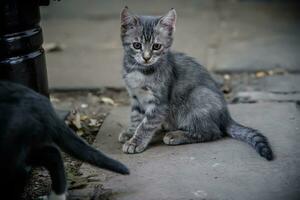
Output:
[
  {"left": 75, "top": 73, "right": 300, "bottom": 200},
  {"left": 56, "top": 72, "right": 300, "bottom": 200},
  {"left": 79, "top": 102, "right": 300, "bottom": 200},
  {"left": 41, "top": 0, "right": 300, "bottom": 89}
]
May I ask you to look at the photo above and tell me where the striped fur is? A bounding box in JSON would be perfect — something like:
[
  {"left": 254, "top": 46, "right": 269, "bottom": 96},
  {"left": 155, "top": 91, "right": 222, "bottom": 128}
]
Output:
[{"left": 119, "top": 7, "right": 273, "bottom": 160}]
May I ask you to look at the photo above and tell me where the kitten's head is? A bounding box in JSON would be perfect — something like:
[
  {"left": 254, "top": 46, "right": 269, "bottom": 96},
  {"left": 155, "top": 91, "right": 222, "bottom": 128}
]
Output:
[{"left": 120, "top": 7, "right": 176, "bottom": 66}]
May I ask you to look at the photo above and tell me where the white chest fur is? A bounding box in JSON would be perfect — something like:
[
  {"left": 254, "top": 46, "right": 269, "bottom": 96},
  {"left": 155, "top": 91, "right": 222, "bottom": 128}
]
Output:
[
  {"left": 124, "top": 71, "right": 145, "bottom": 89},
  {"left": 124, "top": 71, "right": 155, "bottom": 105}
]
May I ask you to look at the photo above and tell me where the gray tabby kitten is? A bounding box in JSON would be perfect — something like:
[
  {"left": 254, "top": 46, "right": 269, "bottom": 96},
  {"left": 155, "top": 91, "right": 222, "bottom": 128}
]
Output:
[{"left": 119, "top": 7, "right": 273, "bottom": 160}]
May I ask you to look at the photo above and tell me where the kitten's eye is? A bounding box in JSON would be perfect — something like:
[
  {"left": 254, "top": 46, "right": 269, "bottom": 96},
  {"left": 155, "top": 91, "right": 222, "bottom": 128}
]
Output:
[
  {"left": 152, "top": 43, "right": 162, "bottom": 50},
  {"left": 133, "top": 42, "right": 142, "bottom": 50}
]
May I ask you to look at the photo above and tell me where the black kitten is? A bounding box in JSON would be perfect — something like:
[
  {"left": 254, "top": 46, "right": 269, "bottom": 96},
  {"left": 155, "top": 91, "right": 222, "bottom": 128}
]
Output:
[{"left": 0, "top": 81, "right": 129, "bottom": 200}]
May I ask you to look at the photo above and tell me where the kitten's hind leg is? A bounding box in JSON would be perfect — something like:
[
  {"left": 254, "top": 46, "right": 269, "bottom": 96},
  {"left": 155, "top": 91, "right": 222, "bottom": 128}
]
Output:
[{"left": 163, "top": 130, "right": 201, "bottom": 145}]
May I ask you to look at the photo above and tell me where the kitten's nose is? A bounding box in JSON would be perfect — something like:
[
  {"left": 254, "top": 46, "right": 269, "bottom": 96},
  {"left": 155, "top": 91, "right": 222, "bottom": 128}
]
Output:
[{"left": 143, "top": 52, "right": 151, "bottom": 62}]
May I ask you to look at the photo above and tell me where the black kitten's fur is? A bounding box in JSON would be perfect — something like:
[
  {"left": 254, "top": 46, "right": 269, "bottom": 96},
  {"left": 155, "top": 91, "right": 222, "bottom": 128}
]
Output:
[{"left": 0, "top": 81, "right": 129, "bottom": 200}]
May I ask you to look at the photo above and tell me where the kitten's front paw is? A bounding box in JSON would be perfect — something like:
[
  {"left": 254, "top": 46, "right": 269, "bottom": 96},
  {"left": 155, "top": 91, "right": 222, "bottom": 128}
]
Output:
[
  {"left": 122, "top": 138, "right": 147, "bottom": 154},
  {"left": 118, "top": 130, "right": 134, "bottom": 143}
]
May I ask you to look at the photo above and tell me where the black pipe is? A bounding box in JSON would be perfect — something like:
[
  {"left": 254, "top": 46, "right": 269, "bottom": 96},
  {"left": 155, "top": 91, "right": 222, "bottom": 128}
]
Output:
[{"left": 0, "top": 0, "right": 50, "bottom": 97}]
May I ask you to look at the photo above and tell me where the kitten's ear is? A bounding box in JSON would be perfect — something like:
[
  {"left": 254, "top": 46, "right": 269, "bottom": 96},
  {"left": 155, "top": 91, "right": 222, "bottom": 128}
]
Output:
[
  {"left": 120, "top": 6, "right": 138, "bottom": 28},
  {"left": 158, "top": 8, "right": 177, "bottom": 32}
]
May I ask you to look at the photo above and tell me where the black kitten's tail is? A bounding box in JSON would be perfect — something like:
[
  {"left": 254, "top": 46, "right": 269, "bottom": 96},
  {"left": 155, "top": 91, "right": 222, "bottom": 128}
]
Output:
[
  {"left": 54, "top": 121, "right": 130, "bottom": 175},
  {"left": 226, "top": 120, "right": 273, "bottom": 161}
]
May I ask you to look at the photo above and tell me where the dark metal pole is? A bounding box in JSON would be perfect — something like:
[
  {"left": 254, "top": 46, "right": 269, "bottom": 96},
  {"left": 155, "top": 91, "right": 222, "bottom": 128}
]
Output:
[{"left": 0, "top": 0, "right": 50, "bottom": 97}]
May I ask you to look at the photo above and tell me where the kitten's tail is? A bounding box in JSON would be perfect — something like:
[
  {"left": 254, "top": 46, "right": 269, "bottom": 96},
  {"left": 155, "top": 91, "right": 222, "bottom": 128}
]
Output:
[
  {"left": 226, "top": 120, "right": 273, "bottom": 161},
  {"left": 54, "top": 121, "right": 130, "bottom": 175}
]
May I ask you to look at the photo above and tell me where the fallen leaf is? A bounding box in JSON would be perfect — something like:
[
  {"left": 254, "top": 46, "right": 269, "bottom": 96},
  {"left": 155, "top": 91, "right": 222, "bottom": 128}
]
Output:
[
  {"left": 50, "top": 96, "right": 60, "bottom": 103},
  {"left": 67, "top": 174, "right": 89, "bottom": 190},
  {"left": 90, "top": 184, "right": 113, "bottom": 200},
  {"left": 80, "top": 115, "right": 88, "bottom": 121},
  {"left": 76, "top": 130, "right": 84, "bottom": 136},
  {"left": 88, "top": 119, "right": 100, "bottom": 127},
  {"left": 255, "top": 71, "right": 267, "bottom": 78},
  {"left": 72, "top": 112, "right": 82, "bottom": 129},
  {"left": 67, "top": 174, "right": 99, "bottom": 190},
  {"left": 223, "top": 74, "right": 231, "bottom": 80},
  {"left": 100, "top": 97, "right": 115, "bottom": 105},
  {"left": 43, "top": 42, "right": 65, "bottom": 52},
  {"left": 267, "top": 70, "right": 274, "bottom": 76},
  {"left": 81, "top": 103, "right": 88, "bottom": 108}
]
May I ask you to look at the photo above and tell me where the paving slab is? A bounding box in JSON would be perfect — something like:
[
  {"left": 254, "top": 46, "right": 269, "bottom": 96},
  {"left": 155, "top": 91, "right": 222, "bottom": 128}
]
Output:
[
  {"left": 233, "top": 91, "right": 300, "bottom": 103},
  {"left": 232, "top": 74, "right": 300, "bottom": 103},
  {"left": 80, "top": 103, "right": 300, "bottom": 200},
  {"left": 245, "top": 74, "right": 300, "bottom": 93}
]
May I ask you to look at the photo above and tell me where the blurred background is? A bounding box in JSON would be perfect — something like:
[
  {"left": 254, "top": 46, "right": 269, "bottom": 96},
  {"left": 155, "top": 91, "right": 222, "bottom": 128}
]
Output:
[{"left": 40, "top": 0, "right": 300, "bottom": 89}]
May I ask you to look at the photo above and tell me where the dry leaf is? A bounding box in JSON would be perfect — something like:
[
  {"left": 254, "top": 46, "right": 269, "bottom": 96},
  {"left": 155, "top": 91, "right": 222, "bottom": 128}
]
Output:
[
  {"left": 76, "top": 130, "right": 84, "bottom": 136},
  {"left": 100, "top": 97, "right": 115, "bottom": 105},
  {"left": 223, "top": 74, "right": 231, "bottom": 80},
  {"left": 43, "top": 42, "right": 65, "bottom": 52},
  {"left": 81, "top": 103, "right": 88, "bottom": 108},
  {"left": 72, "top": 112, "right": 82, "bottom": 129},
  {"left": 255, "top": 71, "right": 267, "bottom": 78},
  {"left": 88, "top": 119, "right": 98, "bottom": 126},
  {"left": 89, "top": 119, "right": 97, "bottom": 126},
  {"left": 80, "top": 115, "right": 88, "bottom": 121},
  {"left": 50, "top": 96, "right": 60, "bottom": 103},
  {"left": 267, "top": 70, "right": 274, "bottom": 76}
]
